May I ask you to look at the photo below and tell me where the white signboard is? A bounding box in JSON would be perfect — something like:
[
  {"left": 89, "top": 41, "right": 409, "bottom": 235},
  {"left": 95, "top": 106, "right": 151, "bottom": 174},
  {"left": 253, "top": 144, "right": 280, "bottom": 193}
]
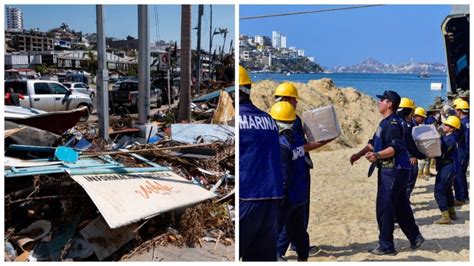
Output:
[
  {"left": 159, "top": 52, "right": 170, "bottom": 70},
  {"left": 68, "top": 171, "right": 216, "bottom": 229}
]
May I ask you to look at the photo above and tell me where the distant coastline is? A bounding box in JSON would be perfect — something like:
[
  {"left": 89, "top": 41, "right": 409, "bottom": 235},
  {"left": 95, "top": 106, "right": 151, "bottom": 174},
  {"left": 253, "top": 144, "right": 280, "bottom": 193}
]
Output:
[
  {"left": 245, "top": 58, "right": 447, "bottom": 75},
  {"left": 249, "top": 70, "right": 448, "bottom": 75}
]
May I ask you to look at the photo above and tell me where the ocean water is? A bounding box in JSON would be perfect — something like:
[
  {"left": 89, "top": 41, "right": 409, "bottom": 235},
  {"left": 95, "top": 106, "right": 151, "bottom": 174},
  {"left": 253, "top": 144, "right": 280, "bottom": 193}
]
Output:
[{"left": 251, "top": 73, "right": 448, "bottom": 109}]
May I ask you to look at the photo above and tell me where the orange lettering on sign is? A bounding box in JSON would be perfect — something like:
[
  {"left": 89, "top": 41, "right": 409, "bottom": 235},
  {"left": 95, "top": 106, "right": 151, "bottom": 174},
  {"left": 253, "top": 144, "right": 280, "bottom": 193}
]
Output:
[{"left": 135, "top": 180, "right": 173, "bottom": 199}]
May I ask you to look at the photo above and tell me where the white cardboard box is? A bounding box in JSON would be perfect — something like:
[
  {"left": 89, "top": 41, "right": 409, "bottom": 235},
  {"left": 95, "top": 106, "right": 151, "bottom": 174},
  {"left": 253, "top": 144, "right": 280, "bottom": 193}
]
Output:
[
  {"left": 302, "top": 105, "right": 341, "bottom": 142},
  {"left": 412, "top": 124, "right": 442, "bottom": 157}
]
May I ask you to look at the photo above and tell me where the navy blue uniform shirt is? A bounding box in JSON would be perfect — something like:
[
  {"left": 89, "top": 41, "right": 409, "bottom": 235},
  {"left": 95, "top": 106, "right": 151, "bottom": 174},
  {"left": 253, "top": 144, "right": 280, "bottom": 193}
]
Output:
[
  {"left": 458, "top": 116, "right": 470, "bottom": 155},
  {"left": 293, "top": 115, "right": 313, "bottom": 169},
  {"left": 436, "top": 133, "right": 460, "bottom": 173},
  {"left": 279, "top": 129, "right": 308, "bottom": 207},
  {"left": 239, "top": 100, "right": 284, "bottom": 200},
  {"left": 425, "top": 115, "right": 437, "bottom": 125},
  {"left": 369, "top": 113, "right": 411, "bottom": 169}
]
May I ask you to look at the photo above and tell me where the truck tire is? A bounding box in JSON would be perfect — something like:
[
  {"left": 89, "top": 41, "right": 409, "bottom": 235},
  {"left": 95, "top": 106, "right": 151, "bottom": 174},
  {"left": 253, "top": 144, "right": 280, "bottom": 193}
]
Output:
[
  {"left": 156, "top": 95, "right": 162, "bottom": 108},
  {"left": 77, "top": 104, "right": 90, "bottom": 122},
  {"left": 89, "top": 92, "right": 95, "bottom": 102}
]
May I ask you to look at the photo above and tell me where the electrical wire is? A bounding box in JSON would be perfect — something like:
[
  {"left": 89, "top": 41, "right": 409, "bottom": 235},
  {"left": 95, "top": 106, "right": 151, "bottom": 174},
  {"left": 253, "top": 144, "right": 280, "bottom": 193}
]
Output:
[{"left": 240, "top": 5, "right": 384, "bottom": 20}]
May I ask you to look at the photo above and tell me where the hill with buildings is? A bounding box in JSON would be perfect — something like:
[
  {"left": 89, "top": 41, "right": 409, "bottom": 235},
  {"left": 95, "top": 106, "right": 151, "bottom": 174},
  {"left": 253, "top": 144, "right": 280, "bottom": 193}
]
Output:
[
  {"left": 332, "top": 58, "right": 447, "bottom": 74},
  {"left": 239, "top": 32, "right": 324, "bottom": 73}
]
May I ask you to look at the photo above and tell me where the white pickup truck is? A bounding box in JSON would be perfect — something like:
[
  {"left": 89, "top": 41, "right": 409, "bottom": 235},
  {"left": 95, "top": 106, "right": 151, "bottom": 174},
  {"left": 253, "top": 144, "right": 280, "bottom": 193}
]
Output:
[{"left": 5, "top": 80, "right": 93, "bottom": 121}]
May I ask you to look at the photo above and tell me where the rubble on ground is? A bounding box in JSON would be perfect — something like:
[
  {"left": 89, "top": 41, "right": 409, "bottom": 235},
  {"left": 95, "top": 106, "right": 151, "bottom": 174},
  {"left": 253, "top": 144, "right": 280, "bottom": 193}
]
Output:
[{"left": 4, "top": 87, "right": 235, "bottom": 262}]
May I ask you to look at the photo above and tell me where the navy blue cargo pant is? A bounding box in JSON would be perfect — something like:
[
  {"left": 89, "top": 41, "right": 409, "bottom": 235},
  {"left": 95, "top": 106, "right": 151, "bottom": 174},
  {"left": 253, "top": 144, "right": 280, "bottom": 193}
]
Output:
[
  {"left": 377, "top": 168, "right": 421, "bottom": 252},
  {"left": 435, "top": 164, "right": 456, "bottom": 211},
  {"left": 454, "top": 152, "right": 469, "bottom": 202},
  {"left": 277, "top": 201, "right": 309, "bottom": 261},
  {"left": 406, "top": 164, "right": 419, "bottom": 199},
  {"left": 278, "top": 170, "right": 311, "bottom": 256},
  {"left": 240, "top": 200, "right": 280, "bottom": 261}
]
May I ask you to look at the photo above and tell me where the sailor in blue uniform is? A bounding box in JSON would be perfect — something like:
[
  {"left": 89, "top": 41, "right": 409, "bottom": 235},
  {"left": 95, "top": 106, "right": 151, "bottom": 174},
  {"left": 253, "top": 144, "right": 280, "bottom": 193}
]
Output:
[
  {"left": 433, "top": 116, "right": 461, "bottom": 224},
  {"left": 273, "top": 83, "right": 334, "bottom": 260},
  {"left": 239, "top": 66, "right": 283, "bottom": 261},
  {"left": 396, "top": 98, "right": 426, "bottom": 200},
  {"left": 350, "top": 90, "right": 423, "bottom": 255},
  {"left": 453, "top": 101, "right": 470, "bottom": 205},
  {"left": 270, "top": 100, "right": 309, "bottom": 261}
]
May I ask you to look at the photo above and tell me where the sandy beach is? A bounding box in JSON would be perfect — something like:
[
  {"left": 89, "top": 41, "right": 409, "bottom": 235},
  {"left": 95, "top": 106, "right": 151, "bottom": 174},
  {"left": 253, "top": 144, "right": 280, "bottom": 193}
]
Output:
[
  {"left": 251, "top": 79, "right": 470, "bottom": 261},
  {"left": 302, "top": 147, "right": 470, "bottom": 261}
]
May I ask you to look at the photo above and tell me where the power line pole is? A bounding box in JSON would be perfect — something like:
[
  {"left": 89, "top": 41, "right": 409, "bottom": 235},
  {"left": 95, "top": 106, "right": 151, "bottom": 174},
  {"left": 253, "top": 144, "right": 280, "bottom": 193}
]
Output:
[
  {"left": 221, "top": 28, "right": 228, "bottom": 59},
  {"left": 96, "top": 5, "right": 109, "bottom": 141},
  {"left": 138, "top": 5, "right": 150, "bottom": 126},
  {"left": 209, "top": 5, "right": 212, "bottom": 79},
  {"left": 195, "top": 4, "right": 203, "bottom": 95},
  {"left": 178, "top": 5, "right": 191, "bottom": 122}
]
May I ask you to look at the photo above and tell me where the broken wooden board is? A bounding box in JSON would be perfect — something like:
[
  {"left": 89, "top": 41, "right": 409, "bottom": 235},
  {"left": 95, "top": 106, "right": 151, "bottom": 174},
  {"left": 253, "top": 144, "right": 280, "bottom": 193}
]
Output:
[
  {"left": 4, "top": 127, "right": 26, "bottom": 138},
  {"left": 79, "top": 216, "right": 136, "bottom": 261},
  {"left": 68, "top": 171, "right": 216, "bottom": 229},
  {"left": 211, "top": 90, "right": 235, "bottom": 125}
]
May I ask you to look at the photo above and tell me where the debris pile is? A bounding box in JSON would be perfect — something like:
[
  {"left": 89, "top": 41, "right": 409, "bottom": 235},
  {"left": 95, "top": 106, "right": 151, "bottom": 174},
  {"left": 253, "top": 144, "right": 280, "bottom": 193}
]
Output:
[{"left": 4, "top": 87, "right": 235, "bottom": 262}]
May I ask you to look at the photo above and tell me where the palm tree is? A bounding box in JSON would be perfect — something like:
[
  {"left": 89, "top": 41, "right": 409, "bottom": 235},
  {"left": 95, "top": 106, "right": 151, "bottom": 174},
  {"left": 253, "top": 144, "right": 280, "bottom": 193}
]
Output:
[
  {"left": 84, "top": 49, "right": 98, "bottom": 79},
  {"left": 178, "top": 5, "right": 192, "bottom": 122},
  {"left": 60, "top": 22, "right": 69, "bottom": 32}
]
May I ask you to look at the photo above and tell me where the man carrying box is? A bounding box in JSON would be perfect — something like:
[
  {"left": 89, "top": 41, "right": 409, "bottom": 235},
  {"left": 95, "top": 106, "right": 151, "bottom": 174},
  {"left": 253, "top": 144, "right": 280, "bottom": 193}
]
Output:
[
  {"left": 273, "top": 82, "right": 334, "bottom": 260},
  {"left": 270, "top": 101, "right": 310, "bottom": 261},
  {"left": 349, "top": 90, "right": 424, "bottom": 255}
]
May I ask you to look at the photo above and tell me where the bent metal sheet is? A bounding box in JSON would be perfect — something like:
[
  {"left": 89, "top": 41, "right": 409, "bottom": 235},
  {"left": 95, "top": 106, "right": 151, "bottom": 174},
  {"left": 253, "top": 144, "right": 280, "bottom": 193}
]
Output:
[{"left": 68, "top": 171, "right": 216, "bottom": 228}]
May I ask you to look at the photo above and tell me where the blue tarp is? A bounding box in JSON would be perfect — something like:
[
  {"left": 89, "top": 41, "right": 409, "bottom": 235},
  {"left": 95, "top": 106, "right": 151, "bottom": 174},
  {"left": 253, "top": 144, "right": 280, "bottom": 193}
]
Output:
[
  {"left": 5, "top": 155, "right": 169, "bottom": 178},
  {"left": 191, "top": 86, "right": 235, "bottom": 103},
  {"left": 171, "top": 124, "right": 235, "bottom": 144}
]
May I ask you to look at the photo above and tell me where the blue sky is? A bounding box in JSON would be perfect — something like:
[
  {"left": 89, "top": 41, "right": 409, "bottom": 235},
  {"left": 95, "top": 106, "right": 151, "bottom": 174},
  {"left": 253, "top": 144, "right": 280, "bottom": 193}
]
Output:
[
  {"left": 240, "top": 5, "right": 451, "bottom": 68},
  {"left": 6, "top": 5, "right": 234, "bottom": 52}
]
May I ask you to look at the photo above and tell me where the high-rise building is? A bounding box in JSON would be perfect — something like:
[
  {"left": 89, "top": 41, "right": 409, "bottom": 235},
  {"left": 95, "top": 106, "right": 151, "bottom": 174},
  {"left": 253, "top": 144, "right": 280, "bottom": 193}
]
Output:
[
  {"left": 254, "top": 35, "right": 263, "bottom": 45},
  {"left": 280, "top": 36, "right": 287, "bottom": 48},
  {"left": 272, "top": 31, "right": 281, "bottom": 48},
  {"left": 272, "top": 31, "right": 287, "bottom": 49},
  {"left": 6, "top": 7, "right": 24, "bottom": 32},
  {"left": 254, "top": 35, "right": 271, "bottom": 46}
]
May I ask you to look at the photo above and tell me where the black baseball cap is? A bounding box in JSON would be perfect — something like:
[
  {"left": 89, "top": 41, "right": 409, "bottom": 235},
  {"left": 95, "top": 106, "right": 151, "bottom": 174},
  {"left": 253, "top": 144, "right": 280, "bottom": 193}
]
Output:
[{"left": 376, "top": 90, "right": 401, "bottom": 109}]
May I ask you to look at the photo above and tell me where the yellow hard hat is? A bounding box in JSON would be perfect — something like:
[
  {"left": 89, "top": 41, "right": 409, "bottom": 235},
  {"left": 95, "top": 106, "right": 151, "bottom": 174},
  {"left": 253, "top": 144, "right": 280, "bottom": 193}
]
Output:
[
  {"left": 274, "top": 82, "right": 299, "bottom": 98},
  {"left": 239, "top": 65, "right": 251, "bottom": 86},
  {"left": 414, "top": 107, "right": 427, "bottom": 118},
  {"left": 270, "top": 101, "right": 296, "bottom": 122},
  {"left": 452, "top": 98, "right": 464, "bottom": 108},
  {"left": 444, "top": 115, "right": 461, "bottom": 129},
  {"left": 455, "top": 100, "right": 469, "bottom": 110},
  {"left": 399, "top": 97, "right": 415, "bottom": 109}
]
